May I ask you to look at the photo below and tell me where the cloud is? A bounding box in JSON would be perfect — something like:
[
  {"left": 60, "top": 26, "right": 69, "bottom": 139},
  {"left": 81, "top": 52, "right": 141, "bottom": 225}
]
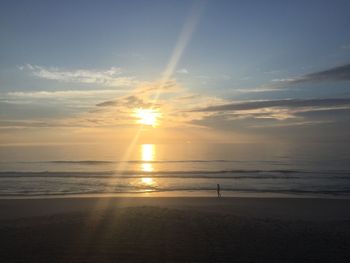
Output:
[
  {"left": 2, "top": 76, "right": 220, "bottom": 130},
  {"left": 263, "top": 70, "right": 284, "bottom": 74},
  {"left": 249, "top": 120, "right": 334, "bottom": 128},
  {"left": 90, "top": 78, "right": 228, "bottom": 129},
  {"left": 95, "top": 79, "right": 183, "bottom": 109},
  {"left": 20, "top": 64, "right": 138, "bottom": 87},
  {"left": 1, "top": 89, "right": 126, "bottom": 110},
  {"left": 176, "top": 68, "right": 189, "bottom": 74},
  {"left": 0, "top": 89, "right": 127, "bottom": 120},
  {"left": 189, "top": 98, "right": 350, "bottom": 143},
  {"left": 135, "top": 79, "right": 182, "bottom": 95},
  {"left": 5, "top": 89, "right": 126, "bottom": 99},
  {"left": 14, "top": 62, "right": 350, "bottom": 136},
  {"left": 96, "top": 95, "right": 155, "bottom": 109},
  {"left": 192, "top": 98, "right": 350, "bottom": 112},
  {"left": 271, "top": 78, "right": 297, "bottom": 83},
  {"left": 247, "top": 63, "right": 350, "bottom": 93},
  {"left": 95, "top": 100, "right": 118, "bottom": 107},
  {"left": 272, "top": 63, "right": 350, "bottom": 84},
  {"left": 234, "top": 87, "right": 283, "bottom": 93},
  {"left": 0, "top": 120, "right": 51, "bottom": 129}
]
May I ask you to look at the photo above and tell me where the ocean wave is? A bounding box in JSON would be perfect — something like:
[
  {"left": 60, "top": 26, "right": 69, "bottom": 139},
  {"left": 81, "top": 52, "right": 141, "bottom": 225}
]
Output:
[
  {"left": 0, "top": 169, "right": 349, "bottom": 179},
  {"left": 9, "top": 159, "right": 289, "bottom": 164}
]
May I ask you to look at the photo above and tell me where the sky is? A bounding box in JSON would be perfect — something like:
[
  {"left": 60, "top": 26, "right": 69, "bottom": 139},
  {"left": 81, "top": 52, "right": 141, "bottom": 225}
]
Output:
[{"left": 1, "top": 0, "right": 350, "bottom": 145}]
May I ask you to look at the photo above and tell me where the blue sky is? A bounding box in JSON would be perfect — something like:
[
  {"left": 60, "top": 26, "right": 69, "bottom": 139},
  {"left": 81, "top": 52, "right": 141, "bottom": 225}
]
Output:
[{"left": 1, "top": 0, "right": 350, "bottom": 144}]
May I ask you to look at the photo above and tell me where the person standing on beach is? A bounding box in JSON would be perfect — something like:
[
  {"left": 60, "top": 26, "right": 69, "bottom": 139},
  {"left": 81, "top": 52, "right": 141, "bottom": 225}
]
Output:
[{"left": 217, "top": 184, "right": 221, "bottom": 198}]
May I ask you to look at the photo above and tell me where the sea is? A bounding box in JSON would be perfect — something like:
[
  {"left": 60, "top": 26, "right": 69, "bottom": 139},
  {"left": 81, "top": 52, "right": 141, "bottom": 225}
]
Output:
[{"left": 0, "top": 143, "right": 349, "bottom": 198}]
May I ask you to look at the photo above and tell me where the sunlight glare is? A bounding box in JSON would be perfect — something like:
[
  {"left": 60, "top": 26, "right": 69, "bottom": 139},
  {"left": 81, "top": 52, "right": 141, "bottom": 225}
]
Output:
[{"left": 135, "top": 108, "right": 161, "bottom": 127}]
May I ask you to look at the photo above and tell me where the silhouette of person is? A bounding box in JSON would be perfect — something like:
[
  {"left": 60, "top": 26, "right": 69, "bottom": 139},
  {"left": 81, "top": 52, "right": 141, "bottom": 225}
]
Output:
[{"left": 217, "top": 184, "right": 221, "bottom": 198}]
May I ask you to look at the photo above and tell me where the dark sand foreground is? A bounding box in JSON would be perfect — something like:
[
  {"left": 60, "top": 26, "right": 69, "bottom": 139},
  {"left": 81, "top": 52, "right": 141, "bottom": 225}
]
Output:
[{"left": 1, "top": 197, "right": 350, "bottom": 262}]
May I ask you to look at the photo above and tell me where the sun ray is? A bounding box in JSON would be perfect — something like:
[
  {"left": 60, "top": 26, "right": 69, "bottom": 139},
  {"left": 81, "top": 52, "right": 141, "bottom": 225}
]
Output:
[{"left": 152, "top": 1, "right": 205, "bottom": 102}]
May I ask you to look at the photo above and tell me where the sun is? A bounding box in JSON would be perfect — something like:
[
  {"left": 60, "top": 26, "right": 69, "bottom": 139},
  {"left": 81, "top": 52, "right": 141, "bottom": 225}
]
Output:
[{"left": 134, "top": 108, "right": 161, "bottom": 127}]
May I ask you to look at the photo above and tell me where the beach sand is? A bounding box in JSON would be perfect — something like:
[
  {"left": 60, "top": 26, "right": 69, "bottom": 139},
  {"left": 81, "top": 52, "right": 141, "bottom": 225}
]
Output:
[{"left": 1, "top": 197, "right": 350, "bottom": 262}]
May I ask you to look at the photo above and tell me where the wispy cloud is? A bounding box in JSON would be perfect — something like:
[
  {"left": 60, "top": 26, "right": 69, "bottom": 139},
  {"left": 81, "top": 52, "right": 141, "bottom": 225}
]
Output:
[
  {"left": 271, "top": 78, "right": 297, "bottom": 83},
  {"left": 250, "top": 120, "right": 334, "bottom": 128},
  {"left": 0, "top": 119, "right": 52, "bottom": 129},
  {"left": 20, "top": 64, "right": 138, "bottom": 87},
  {"left": 135, "top": 79, "right": 182, "bottom": 95},
  {"left": 234, "top": 87, "right": 283, "bottom": 93},
  {"left": 5, "top": 89, "right": 126, "bottom": 99},
  {"left": 176, "top": 68, "right": 189, "bottom": 74},
  {"left": 0, "top": 89, "right": 127, "bottom": 116},
  {"left": 96, "top": 95, "right": 156, "bottom": 109}
]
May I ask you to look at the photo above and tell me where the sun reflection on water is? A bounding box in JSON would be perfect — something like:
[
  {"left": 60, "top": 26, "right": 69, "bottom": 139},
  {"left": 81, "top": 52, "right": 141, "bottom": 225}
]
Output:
[
  {"left": 141, "top": 144, "right": 155, "bottom": 162},
  {"left": 141, "top": 163, "right": 153, "bottom": 172},
  {"left": 140, "top": 144, "right": 156, "bottom": 189},
  {"left": 141, "top": 177, "right": 154, "bottom": 185}
]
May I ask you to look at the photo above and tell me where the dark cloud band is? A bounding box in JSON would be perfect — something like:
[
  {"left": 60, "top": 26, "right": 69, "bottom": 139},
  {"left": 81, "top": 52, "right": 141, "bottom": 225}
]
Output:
[
  {"left": 192, "top": 98, "right": 350, "bottom": 112},
  {"left": 275, "top": 64, "right": 350, "bottom": 85}
]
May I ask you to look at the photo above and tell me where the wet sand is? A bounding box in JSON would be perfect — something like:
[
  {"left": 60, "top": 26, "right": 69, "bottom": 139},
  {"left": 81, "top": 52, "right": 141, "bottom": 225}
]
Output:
[{"left": 1, "top": 197, "right": 350, "bottom": 262}]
